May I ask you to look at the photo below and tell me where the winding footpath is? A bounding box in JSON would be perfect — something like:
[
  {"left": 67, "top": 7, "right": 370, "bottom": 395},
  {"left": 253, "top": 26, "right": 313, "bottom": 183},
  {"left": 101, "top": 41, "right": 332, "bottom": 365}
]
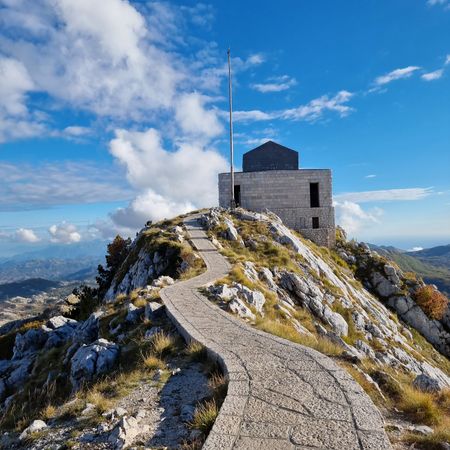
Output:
[{"left": 161, "top": 216, "right": 392, "bottom": 450}]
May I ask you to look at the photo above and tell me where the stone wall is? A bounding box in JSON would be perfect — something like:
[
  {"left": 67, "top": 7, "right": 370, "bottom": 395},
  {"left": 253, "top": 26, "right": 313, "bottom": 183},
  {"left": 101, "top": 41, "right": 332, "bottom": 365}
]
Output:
[{"left": 218, "top": 169, "right": 335, "bottom": 247}]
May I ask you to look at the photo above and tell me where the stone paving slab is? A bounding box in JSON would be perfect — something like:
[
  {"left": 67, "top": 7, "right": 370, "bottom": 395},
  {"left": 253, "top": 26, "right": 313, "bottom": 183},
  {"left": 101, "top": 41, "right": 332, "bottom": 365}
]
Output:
[{"left": 161, "top": 216, "right": 392, "bottom": 450}]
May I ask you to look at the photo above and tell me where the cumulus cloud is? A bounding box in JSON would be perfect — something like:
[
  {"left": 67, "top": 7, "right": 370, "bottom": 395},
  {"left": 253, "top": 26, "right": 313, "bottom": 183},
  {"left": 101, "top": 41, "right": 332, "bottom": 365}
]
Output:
[
  {"left": 446, "top": 55, "right": 450, "bottom": 65},
  {"left": 375, "top": 66, "right": 420, "bottom": 85},
  {"left": 108, "top": 128, "right": 228, "bottom": 228},
  {"left": 233, "top": 110, "right": 275, "bottom": 122},
  {"left": 408, "top": 246, "right": 424, "bottom": 252},
  {"left": 0, "top": 56, "right": 46, "bottom": 142},
  {"left": 175, "top": 93, "right": 223, "bottom": 139},
  {"left": 335, "top": 187, "right": 433, "bottom": 203},
  {"left": 251, "top": 75, "right": 297, "bottom": 93},
  {"left": 421, "top": 69, "right": 444, "bottom": 81},
  {"left": 48, "top": 222, "right": 81, "bottom": 244},
  {"left": 14, "top": 228, "right": 40, "bottom": 243},
  {"left": 0, "top": 161, "right": 132, "bottom": 210},
  {"left": 334, "top": 201, "right": 383, "bottom": 234}
]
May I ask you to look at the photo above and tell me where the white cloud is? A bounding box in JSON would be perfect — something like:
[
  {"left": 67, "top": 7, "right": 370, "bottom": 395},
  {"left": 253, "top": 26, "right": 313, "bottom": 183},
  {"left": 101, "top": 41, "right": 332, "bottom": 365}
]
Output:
[
  {"left": 14, "top": 228, "right": 40, "bottom": 243},
  {"left": 233, "top": 110, "right": 275, "bottom": 122},
  {"left": 63, "top": 126, "right": 91, "bottom": 136},
  {"left": 421, "top": 69, "right": 444, "bottom": 81},
  {"left": 108, "top": 128, "right": 228, "bottom": 228},
  {"left": 427, "top": 0, "right": 450, "bottom": 7},
  {"left": 365, "top": 174, "right": 377, "bottom": 179},
  {"left": 375, "top": 66, "right": 420, "bottom": 85},
  {"left": 408, "top": 246, "right": 424, "bottom": 252},
  {"left": 0, "top": 56, "right": 46, "bottom": 142},
  {"left": 245, "top": 53, "right": 265, "bottom": 66},
  {"left": 175, "top": 93, "right": 223, "bottom": 139},
  {"left": 281, "top": 90, "right": 354, "bottom": 121},
  {"left": 446, "top": 55, "right": 450, "bottom": 65},
  {"left": 48, "top": 222, "right": 81, "bottom": 244},
  {"left": 111, "top": 190, "right": 195, "bottom": 230},
  {"left": 335, "top": 187, "right": 433, "bottom": 203},
  {"left": 334, "top": 201, "right": 383, "bottom": 234},
  {"left": 234, "top": 91, "right": 354, "bottom": 123},
  {"left": 0, "top": 161, "right": 132, "bottom": 210},
  {"left": 251, "top": 75, "right": 297, "bottom": 93}
]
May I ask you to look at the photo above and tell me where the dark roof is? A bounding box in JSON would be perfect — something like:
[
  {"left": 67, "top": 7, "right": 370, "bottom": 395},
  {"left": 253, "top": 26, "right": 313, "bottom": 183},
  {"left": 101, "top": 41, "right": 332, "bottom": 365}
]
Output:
[{"left": 243, "top": 140, "right": 299, "bottom": 172}]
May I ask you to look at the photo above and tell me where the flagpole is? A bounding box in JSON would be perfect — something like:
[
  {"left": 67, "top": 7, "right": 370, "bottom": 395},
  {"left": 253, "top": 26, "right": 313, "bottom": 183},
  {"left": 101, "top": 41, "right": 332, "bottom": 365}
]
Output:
[{"left": 227, "top": 48, "right": 236, "bottom": 210}]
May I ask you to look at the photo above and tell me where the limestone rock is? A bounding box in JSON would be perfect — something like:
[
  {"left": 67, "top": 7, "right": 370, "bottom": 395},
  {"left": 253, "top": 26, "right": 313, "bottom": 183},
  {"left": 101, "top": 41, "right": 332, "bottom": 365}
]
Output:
[
  {"left": 259, "top": 267, "right": 278, "bottom": 291},
  {"left": 125, "top": 303, "right": 143, "bottom": 323},
  {"left": 145, "top": 302, "right": 165, "bottom": 321},
  {"left": 74, "top": 311, "right": 102, "bottom": 345},
  {"left": 223, "top": 218, "right": 241, "bottom": 242},
  {"left": 371, "top": 272, "right": 399, "bottom": 298},
  {"left": 151, "top": 275, "right": 174, "bottom": 288},
  {"left": 70, "top": 338, "right": 119, "bottom": 391},
  {"left": 233, "top": 283, "right": 265, "bottom": 313},
  {"left": 43, "top": 316, "right": 78, "bottom": 348},
  {"left": 108, "top": 415, "right": 148, "bottom": 450},
  {"left": 228, "top": 298, "right": 256, "bottom": 320},
  {"left": 413, "top": 374, "right": 441, "bottom": 393},
  {"left": 12, "top": 328, "right": 48, "bottom": 360},
  {"left": 19, "top": 419, "right": 47, "bottom": 440}
]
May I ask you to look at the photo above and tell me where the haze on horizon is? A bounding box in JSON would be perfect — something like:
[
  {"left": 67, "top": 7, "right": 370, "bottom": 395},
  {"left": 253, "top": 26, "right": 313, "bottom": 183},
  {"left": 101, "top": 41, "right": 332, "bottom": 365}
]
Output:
[{"left": 0, "top": 0, "right": 449, "bottom": 257}]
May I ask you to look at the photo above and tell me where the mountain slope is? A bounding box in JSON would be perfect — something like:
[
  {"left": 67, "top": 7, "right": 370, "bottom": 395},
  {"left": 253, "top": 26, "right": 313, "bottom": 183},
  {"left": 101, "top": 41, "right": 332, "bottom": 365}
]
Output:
[{"left": 370, "top": 244, "right": 450, "bottom": 296}]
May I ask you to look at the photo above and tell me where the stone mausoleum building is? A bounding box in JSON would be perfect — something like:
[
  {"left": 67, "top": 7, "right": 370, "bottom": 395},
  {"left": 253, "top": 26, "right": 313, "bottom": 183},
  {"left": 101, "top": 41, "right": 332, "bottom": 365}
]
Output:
[{"left": 218, "top": 141, "right": 336, "bottom": 247}]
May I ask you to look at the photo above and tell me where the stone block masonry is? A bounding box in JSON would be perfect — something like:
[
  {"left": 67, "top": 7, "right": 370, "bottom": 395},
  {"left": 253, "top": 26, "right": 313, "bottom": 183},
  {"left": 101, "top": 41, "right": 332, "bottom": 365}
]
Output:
[
  {"left": 160, "top": 215, "right": 391, "bottom": 449},
  {"left": 219, "top": 170, "right": 336, "bottom": 247}
]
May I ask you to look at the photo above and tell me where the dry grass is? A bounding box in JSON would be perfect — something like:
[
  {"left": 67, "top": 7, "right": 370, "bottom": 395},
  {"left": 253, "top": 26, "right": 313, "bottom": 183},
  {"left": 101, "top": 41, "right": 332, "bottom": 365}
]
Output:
[
  {"left": 208, "top": 372, "right": 227, "bottom": 401},
  {"left": 85, "top": 390, "right": 114, "bottom": 415},
  {"left": 404, "top": 420, "right": 450, "bottom": 449},
  {"left": 189, "top": 399, "right": 219, "bottom": 433},
  {"left": 255, "top": 318, "right": 342, "bottom": 356},
  {"left": 186, "top": 341, "right": 207, "bottom": 362},
  {"left": 132, "top": 296, "right": 147, "bottom": 308},
  {"left": 143, "top": 354, "right": 166, "bottom": 371},
  {"left": 150, "top": 330, "right": 176, "bottom": 356},
  {"left": 40, "top": 404, "right": 57, "bottom": 421}
]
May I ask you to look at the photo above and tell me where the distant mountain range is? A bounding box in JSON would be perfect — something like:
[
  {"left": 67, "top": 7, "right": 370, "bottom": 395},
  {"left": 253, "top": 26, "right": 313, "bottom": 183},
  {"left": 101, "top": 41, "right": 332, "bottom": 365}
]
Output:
[
  {"left": 369, "top": 244, "right": 450, "bottom": 296},
  {"left": 0, "top": 240, "right": 107, "bottom": 284}
]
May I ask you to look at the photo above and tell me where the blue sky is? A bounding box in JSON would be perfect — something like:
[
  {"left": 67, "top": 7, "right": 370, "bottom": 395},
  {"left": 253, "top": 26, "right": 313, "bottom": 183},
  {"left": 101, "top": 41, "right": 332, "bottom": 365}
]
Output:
[{"left": 0, "top": 0, "right": 449, "bottom": 256}]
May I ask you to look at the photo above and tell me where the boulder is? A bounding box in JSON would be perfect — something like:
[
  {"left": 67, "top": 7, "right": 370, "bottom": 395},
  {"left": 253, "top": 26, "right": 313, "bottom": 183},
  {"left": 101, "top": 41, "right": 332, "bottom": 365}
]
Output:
[
  {"left": 371, "top": 272, "right": 399, "bottom": 298},
  {"left": 223, "top": 218, "right": 241, "bottom": 242},
  {"left": 413, "top": 374, "right": 441, "bottom": 393},
  {"left": 259, "top": 267, "right": 278, "bottom": 291},
  {"left": 12, "top": 328, "right": 48, "bottom": 360},
  {"left": 43, "top": 316, "right": 78, "bottom": 349},
  {"left": 70, "top": 338, "right": 120, "bottom": 391},
  {"left": 108, "top": 415, "right": 148, "bottom": 450},
  {"left": 233, "top": 283, "right": 265, "bottom": 313},
  {"left": 228, "top": 298, "right": 256, "bottom": 321},
  {"left": 125, "top": 304, "right": 143, "bottom": 323},
  {"left": 209, "top": 284, "right": 238, "bottom": 302},
  {"left": 145, "top": 302, "right": 165, "bottom": 321},
  {"left": 73, "top": 311, "right": 102, "bottom": 345},
  {"left": 19, "top": 419, "right": 47, "bottom": 440},
  {"left": 242, "top": 262, "right": 259, "bottom": 282},
  {"left": 144, "top": 327, "right": 162, "bottom": 340},
  {"left": 151, "top": 275, "right": 174, "bottom": 288}
]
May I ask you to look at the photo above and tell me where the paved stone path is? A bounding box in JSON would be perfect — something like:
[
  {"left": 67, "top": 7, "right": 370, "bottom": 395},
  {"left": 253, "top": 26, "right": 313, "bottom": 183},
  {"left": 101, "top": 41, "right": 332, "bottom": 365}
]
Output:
[{"left": 161, "top": 216, "right": 392, "bottom": 450}]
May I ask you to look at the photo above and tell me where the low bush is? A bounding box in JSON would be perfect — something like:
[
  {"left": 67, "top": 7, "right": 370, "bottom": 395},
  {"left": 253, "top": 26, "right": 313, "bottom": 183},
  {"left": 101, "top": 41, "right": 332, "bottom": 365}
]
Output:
[{"left": 415, "top": 286, "right": 448, "bottom": 320}]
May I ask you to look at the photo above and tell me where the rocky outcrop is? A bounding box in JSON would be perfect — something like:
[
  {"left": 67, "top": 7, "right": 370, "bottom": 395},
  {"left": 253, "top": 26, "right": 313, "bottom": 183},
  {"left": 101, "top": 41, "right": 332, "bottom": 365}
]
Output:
[
  {"left": 69, "top": 338, "right": 119, "bottom": 391},
  {"left": 338, "top": 240, "right": 450, "bottom": 357}
]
